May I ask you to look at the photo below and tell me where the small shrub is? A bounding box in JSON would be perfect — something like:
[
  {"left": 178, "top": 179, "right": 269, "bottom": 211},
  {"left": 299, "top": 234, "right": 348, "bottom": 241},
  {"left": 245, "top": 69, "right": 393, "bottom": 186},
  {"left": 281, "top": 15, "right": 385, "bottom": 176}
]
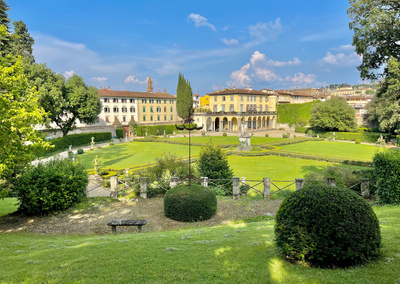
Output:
[
  {"left": 164, "top": 184, "right": 217, "bottom": 222},
  {"left": 15, "top": 159, "right": 88, "bottom": 215},
  {"left": 77, "top": 148, "right": 84, "bottom": 154},
  {"left": 265, "top": 133, "right": 269, "bottom": 137},
  {"left": 222, "top": 132, "right": 227, "bottom": 137},
  {"left": 282, "top": 134, "right": 289, "bottom": 138},
  {"left": 209, "top": 186, "right": 229, "bottom": 196},
  {"left": 68, "top": 151, "right": 74, "bottom": 159},
  {"left": 201, "top": 131, "right": 206, "bottom": 137},
  {"left": 116, "top": 128, "right": 124, "bottom": 139},
  {"left": 275, "top": 184, "right": 381, "bottom": 267},
  {"left": 355, "top": 139, "right": 361, "bottom": 144},
  {"left": 109, "top": 141, "right": 114, "bottom": 146}
]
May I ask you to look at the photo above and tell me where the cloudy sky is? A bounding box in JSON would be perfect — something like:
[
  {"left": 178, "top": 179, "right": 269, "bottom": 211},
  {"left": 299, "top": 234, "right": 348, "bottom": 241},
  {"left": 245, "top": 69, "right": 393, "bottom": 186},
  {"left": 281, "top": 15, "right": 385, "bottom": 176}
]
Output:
[{"left": 8, "top": 0, "right": 365, "bottom": 95}]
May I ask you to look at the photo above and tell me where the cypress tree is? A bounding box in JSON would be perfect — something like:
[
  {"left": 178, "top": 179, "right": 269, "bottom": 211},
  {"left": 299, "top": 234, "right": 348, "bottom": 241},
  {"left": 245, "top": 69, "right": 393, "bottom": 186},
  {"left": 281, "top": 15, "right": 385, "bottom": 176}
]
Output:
[
  {"left": 176, "top": 73, "right": 193, "bottom": 120},
  {"left": 11, "top": 20, "right": 35, "bottom": 62}
]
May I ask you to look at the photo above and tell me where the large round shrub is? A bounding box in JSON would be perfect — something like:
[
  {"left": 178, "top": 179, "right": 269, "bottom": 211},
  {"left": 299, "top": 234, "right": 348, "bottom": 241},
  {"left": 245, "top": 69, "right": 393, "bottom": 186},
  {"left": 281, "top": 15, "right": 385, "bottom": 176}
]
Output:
[
  {"left": 15, "top": 158, "right": 88, "bottom": 215},
  {"left": 164, "top": 184, "right": 217, "bottom": 222},
  {"left": 275, "top": 184, "right": 381, "bottom": 267}
]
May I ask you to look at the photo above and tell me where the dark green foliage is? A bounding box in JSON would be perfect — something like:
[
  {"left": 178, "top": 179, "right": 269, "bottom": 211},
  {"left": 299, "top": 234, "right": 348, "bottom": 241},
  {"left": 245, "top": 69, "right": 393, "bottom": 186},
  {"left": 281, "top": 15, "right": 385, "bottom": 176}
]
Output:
[
  {"left": 0, "top": 1, "right": 11, "bottom": 56},
  {"left": 136, "top": 125, "right": 176, "bottom": 136},
  {"left": 397, "top": 135, "right": 400, "bottom": 146},
  {"left": 176, "top": 73, "right": 193, "bottom": 120},
  {"left": 355, "top": 139, "right": 361, "bottom": 144},
  {"left": 222, "top": 132, "right": 227, "bottom": 137},
  {"left": 373, "top": 150, "right": 400, "bottom": 204},
  {"left": 77, "top": 149, "right": 84, "bottom": 154},
  {"left": 265, "top": 133, "right": 269, "bottom": 137},
  {"left": 277, "top": 101, "right": 320, "bottom": 126},
  {"left": 116, "top": 128, "right": 124, "bottom": 139},
  {"left": 45, "top": 132, "right": 111, "bottom": 154},
  {"left": 15, "top": 159, "right": 89, "bottom": 215},
  {"left": 10, "top": 20, "right": 34, "bottom": 62},
  {"left": 295, "top": 126, "right": 310, "bottom": 133},
  {"left": 197, "top": 143, "right": 234, "bottom": 190},
  {"left": 164, "top": 184, "right": 217, "bottom": 222},
  {"left": 318, "top": 131, "right": 391, "bottom": 143},
  {"left": 310, "top": 97, "right": 357, "bottom": 132},
  {"left": 275, "top": 184, "right": 381, "bottom": 267}
]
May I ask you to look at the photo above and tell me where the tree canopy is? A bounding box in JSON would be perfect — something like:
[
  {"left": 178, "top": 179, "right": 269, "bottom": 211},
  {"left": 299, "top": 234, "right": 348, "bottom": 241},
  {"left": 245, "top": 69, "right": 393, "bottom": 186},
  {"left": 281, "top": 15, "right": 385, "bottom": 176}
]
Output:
[
  {"left": 365, "top": 58, "right": 400, "bottom": 133},
  {"left": 348, "top": 0, "right": 400, "bottom": 80},
  {"left": 176, "top": 73, "right": 193, "bottom": 120},
  {"left": 309, "top": 97, "right": 357, "bottom": 132}
]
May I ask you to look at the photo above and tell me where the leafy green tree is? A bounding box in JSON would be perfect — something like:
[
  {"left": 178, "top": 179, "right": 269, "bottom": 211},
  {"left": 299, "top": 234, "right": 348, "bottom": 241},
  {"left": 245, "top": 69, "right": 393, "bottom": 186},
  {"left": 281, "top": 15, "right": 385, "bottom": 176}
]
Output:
[
  {"left": 309, "top": 97, "right": 357, "bottom": 132},
  {"left": 10, "top": 20, "right": 34, "bottom": 62},
  {"left": 365, "top": 58, "right": 400, "bottom": 133},
  {"left": 348, "top": 0, "right": 400, "bottom": 80},
  {"left": 0, "top": 37, "right": 50, "bottom": 197},
  {"left": 176, "top": 73, "right": 193, "bottom": 120},
  {"left": 197, "top": 143, "right": 233, "bottom": 189}
]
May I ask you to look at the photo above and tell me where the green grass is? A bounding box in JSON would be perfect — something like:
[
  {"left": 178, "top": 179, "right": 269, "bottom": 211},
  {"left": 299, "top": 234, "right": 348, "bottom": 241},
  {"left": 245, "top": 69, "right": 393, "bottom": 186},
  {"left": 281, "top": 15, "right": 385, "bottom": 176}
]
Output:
[
  {"left": 168, "top": 136, "right": 286, "bottom": 145},
  {"left": 0, "top": 206, "right": 399, "bottom": 283},
  {"left": 280, "top": 141, "right": 381, "bottom": 161},
  {"left": 0, "top": 198, "right": 18, "bottom": 217},
  {"left": 78, "top": 142, "right": 200, "bottom": 170}
]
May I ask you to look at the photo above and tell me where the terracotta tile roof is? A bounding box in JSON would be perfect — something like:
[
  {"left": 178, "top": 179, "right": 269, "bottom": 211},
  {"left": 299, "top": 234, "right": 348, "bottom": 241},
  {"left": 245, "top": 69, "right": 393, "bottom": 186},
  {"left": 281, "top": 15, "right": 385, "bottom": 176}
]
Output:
[
  {"left": 207, "top": 88, "right": 276, "bottom": 96},
  {"left": 276, "top": 90, "right": 293, "bottom": 95},
  {"left": 98, "top": 89, "right": 176, "bottom": 99},
  {"left": 291, "top": 92, "right": 315, "bottom": 97}
]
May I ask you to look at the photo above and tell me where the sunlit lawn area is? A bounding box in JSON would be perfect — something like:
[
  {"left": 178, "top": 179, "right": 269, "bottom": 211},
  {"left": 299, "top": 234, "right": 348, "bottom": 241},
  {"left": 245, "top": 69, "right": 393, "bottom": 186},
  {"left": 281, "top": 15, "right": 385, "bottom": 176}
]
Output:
[
  {"left": 280, "top": 141, "right": 381, "bottom": 161},
  {"left": 168, "top": 135, "right": 286, "bottom": 145},
  {"left": 0, "top": 206, "right": 399, "bottom": 283},
  {"left": 78, "top": 142, "right": 201, "bottom": 170},
  {"left": 0, "top": 198, "right": 18, "bottom": 217}
]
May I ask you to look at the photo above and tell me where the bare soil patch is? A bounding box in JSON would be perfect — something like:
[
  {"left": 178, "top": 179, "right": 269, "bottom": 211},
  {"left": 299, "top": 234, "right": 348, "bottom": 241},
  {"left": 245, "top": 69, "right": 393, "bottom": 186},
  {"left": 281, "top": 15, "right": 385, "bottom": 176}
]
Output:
[{"left": 0, "top": 198, "right": 282, "bottom": 235}]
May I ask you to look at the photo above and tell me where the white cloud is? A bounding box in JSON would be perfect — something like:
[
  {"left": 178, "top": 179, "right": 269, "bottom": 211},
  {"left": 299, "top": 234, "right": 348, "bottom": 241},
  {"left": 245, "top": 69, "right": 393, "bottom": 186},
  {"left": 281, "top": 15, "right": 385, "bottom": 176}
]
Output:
[
  {"left": 331, "top": 44, "right": 354, "bottom": 52},
  {"left": 285, "top": 73, "right": 316, "bottom": 85},
  {"left": 221, "top": 38, "right": 239, "bottom": 45},
  {"left": 301, "top": 29, "right": 347, "bottom": 42},
  {"left": 187, "top": 13, "right": 216, "bottom": 32},
  {"left": 222, "top": 25, "right": 229, "bottom": 31},
  {"left": 228, "top": 63, "right": 251, "bottom": 87},
  {"left": 64, "top": 70, "right": 76, "bottom": 79},
  {"left": 319, "top": 51, "right": 361, "bottom": 67},
  {"left": 92, "top": 77, "right": 108, "bottom": 84},
  {"left": 267, "top": 57, "right": 301, "bottom": 67},
  {"left": 124, "top": 75, "right": 147, "bottom": 84},
  {"left": 155, "top": 62, "right": 181, "bottom": 76},
  {"left": 248, "top": 18, "right": 282, "bottom": 43}
]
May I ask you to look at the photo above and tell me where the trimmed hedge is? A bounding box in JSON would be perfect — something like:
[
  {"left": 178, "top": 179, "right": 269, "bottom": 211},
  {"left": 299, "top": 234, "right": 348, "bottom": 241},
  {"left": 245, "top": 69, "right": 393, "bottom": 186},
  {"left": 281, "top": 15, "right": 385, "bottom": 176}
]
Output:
[
  {"left": 275, "top": 184, "right": 381, "bottom": 267},
  {"left": 295, "top": 126, "right": 310, "bottom": 133},
  {"left": 46, "top": 132, "right": 112, "bottom": 154},
  {"left": 15, "top": 159, "right": 88, "bottom": 215},
  {"left": 116, "top": 128, "right": 124, "bottom": 139},
  {"left": 318, "top": 132, "right": 391, "bottom": 143},
  {"left": 373, "top": 150, "right": 400, "bottom": 204},
  {"left": 164, "top": 184, "right": 217, "bottom": 222}
]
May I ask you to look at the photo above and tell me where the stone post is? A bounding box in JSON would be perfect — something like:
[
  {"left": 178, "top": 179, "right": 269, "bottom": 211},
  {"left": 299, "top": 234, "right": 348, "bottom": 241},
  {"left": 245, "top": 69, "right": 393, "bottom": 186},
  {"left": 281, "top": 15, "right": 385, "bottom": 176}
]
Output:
[
  {"left": 295, "top": 178, "right": 304, "bottom": 191},
  {"left": 110, "top": 176, "right": 118, "bottom": 198},
  {"left": 140, "top": 177, "right": 147, "bottom": 199},
  {"left": 233, "top": 177, "right": 240, "bottom": 200},
  {"left": 201, "top": 177, "right": 208, "bottom": 188},
  {"left": 170, "top": 177, "right": 179, "bottom": 188},
  {"left": 327, "top": 178, "right": 336, "bottom": 187},
  {"left": 361, "top": 178, "right": 370, "bottom": 198},
  {"left": 263, "top": 177, "right": 270, "bottom": 199}
]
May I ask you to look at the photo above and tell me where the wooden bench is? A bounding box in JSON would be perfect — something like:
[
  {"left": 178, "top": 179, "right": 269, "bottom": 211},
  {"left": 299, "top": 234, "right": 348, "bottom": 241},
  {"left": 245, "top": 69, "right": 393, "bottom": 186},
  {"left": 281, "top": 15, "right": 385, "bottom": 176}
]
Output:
[{"left": 107, "top": 219, "right": 147, "bottom": 234}]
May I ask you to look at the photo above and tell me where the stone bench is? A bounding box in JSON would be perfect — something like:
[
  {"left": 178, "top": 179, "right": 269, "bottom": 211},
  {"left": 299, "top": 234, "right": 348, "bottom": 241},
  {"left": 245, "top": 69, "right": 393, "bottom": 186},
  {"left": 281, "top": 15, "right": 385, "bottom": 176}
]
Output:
[{"left": 107, "top": 219, "right": 147, "bottom": 234}]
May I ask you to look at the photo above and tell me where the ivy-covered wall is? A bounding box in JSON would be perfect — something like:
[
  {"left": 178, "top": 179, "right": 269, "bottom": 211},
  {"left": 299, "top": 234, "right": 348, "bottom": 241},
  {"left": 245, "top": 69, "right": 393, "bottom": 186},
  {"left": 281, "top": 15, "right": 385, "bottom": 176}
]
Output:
[{"left": 277, "top": 101, "right": 321, "bottom": 126}]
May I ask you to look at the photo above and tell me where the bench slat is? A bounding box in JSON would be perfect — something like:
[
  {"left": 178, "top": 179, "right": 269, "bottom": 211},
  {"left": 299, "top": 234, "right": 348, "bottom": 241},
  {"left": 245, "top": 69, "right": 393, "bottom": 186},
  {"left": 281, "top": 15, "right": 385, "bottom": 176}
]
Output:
[{"left": 107, "top": 219, "right": 147, "bottom": 226}]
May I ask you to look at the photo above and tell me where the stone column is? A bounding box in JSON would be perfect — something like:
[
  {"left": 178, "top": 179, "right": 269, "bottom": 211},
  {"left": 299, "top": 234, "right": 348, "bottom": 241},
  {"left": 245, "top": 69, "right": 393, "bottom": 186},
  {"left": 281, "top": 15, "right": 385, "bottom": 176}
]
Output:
[
  {"left": 361, "top": 178, "right": 370, "bottom": 198},
  {"left": 110, "top": 176, "right": 118, "bottom": 198},
  {"left": 233, "top": 177, "right": 240, "bottom": 200},
  {"left": 170, "top": 177, "right": 179, "bottom": 188},
  {"left": 201, "top": 177, "right": 208, "bottom": 188},
  {"left": 140, "top": 177, "right": 147, "bottom": 199},
  {"left": 295, "top": 178, "right": 304, "bottom": 191},
  {"left": 263, "top": 177, "right": 270, "bottom": 199},
  {"left": 327, "top": 178, "right": 336, "bottom": 187}
]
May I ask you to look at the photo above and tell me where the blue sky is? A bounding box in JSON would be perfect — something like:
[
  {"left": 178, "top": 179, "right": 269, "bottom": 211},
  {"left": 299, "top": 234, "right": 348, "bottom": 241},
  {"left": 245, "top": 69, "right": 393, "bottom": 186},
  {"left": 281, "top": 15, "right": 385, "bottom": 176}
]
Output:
[{"left": 8, "top": 0, "right": 365, "bottom": 95}]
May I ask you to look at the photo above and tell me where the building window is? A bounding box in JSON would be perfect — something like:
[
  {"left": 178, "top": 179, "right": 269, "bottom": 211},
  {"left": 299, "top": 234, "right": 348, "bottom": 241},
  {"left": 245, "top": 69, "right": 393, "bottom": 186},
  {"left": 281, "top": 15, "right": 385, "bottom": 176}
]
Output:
[
  {"left": 149, "top": 99, "right": 154, "bottom": 103},
  {"left": 240, "top": 105, "right": 243, "bottom": 112},
  {"left": 143, "top": 107, "right": 146, "bottom": 112},
  {"left": 123, "top": 116, "right": 126, "bottom": 122},
  {"left": 171, "top": 115, "right": 173, "bottom": 120},
  {"left": 157, "top": 107, "right": 161, "bottom": 112},
  {"left": 156, "top": 99, "right": 161, "bottom": 103},
  {"left": 170, "top": 107, "right": 173, "bottom": 112},
  {"left": 130, "top": 107, "right": 135, "bottom": 112},
  {"left": 104, "top": 98, "right": 109, "bottom": 103},
  {"left": 142, "top": 99, "right": 147, "bottom": 103},
  {"left": 104, "top": 107, "right": 110, "bottom": 113},
  {"left": 213, "top": 105, "right": 217, "bottom": 112},
  {"left": 143, "top": 116, "right": 146, "bottom": 121},
  {"left": 113, "top": 98, "right": 118, "bottom": 103},
  {"left": 164, "top": 99, "right": 167, "bottom": 104},
  {"left": 230, "top": 105, "right": 234, "bottom": 112},
  {"left": 214, "top": 96, "right": 217, "bottom": 102},
  {"left": 241, "top": 95, "right": 243, "bottom": 101},
  {"left": 247, "top": 96, "right": 249, "bottom": 101},
  {"left": 265, "top": 105, "right": 269, "bottom": 111},
  {"left": 121, "top": 98, "right": 127, "bottom": 103},
  {"left": 170, "top": 100, "right": 174, "bottom": 104},
  {"left": 230, "top": 95, "right": 233, "bottom": 101},
  {"left": 150, "top": 107, "right": 153, "bottom": 112},
  {"left": 130, "top": 99, "right": 135, "bottom": 103},
  {"left": 157, "top": 115, "right": 160, "bottom": 121},
  {"left": 222, "top": 96, "right": 226, "bottom": 102},
  {"left": 105, "top": 116, "right": 109, "bottom": 122},
  {"left": 222, "top": 105, "right": 225, "bottom": 112},
  {"left": 122, "top": 107, "right": 127, "bottom": 113},
  {"left": 164, "top": 107, "right": 167, "bottom": 112},
  {"left": 150, "top": 116, "right": 153, "bottom": 121},
  {"left": 113, "top": 107, "right": 119, "bottom": 113},
  {"left": 164, "top": 115, "right": 167, "bottom": 121}
]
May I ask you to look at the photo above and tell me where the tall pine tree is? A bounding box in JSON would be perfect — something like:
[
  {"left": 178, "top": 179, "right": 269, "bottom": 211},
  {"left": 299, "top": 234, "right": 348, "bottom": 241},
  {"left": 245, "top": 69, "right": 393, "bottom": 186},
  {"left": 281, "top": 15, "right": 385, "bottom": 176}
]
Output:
[
  {"left": 0, "top": 0, "right": 11, "bottom": 56},
  {"left": 11, "top": 20, "right": 34, "bottom": 62},
  {"left": 176, "top": 73, "right": 193, "bottom": 120}
]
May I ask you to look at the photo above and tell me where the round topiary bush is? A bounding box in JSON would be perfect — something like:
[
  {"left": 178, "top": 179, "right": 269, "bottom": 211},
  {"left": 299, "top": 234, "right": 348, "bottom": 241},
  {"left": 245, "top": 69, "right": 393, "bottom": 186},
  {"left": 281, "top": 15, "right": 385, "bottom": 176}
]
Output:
[
  {"left": 15, "top": 158, "right": 89, "bottom": 215},
  {"left": 355, "top": 139, "right": 361, "bottom": 144},
  {"left": 164, "top": 184, "right": 217, "bottom": 222},
  {"left": 275, "top": 184, "right": 381, "bottom": 267},
  {"left": 77, "top": 148, "right": 84, "bottom": 154},
  {"left": 222, "top": 132, "right": 227, "bottom": 137}
]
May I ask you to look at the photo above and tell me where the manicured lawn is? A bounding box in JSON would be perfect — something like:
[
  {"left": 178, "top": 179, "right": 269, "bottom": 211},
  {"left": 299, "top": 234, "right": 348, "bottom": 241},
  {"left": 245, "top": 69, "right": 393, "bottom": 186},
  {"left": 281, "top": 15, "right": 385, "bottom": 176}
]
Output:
[
  {"left": 280, "top": 141, "right": 381, "bottom": 160},
  {"left": 0, "top": 198, "right": 18, "bottom": 217},
  {"left": 169, "top": 135, "right": 286, "bottom": 145},
  {"left": 0, "top": 206, "right": 399, "bottom": 283},
  {"left": 78, "top": 142, "right": 201, "bottom": 170}
]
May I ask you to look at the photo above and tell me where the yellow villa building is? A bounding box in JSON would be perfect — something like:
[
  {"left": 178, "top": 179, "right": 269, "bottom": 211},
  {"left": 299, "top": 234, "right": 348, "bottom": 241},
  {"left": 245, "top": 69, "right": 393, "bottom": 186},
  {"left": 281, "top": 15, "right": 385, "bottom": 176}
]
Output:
[{"left": 194, "top": 88, "right": 278, "bottom": 132}]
